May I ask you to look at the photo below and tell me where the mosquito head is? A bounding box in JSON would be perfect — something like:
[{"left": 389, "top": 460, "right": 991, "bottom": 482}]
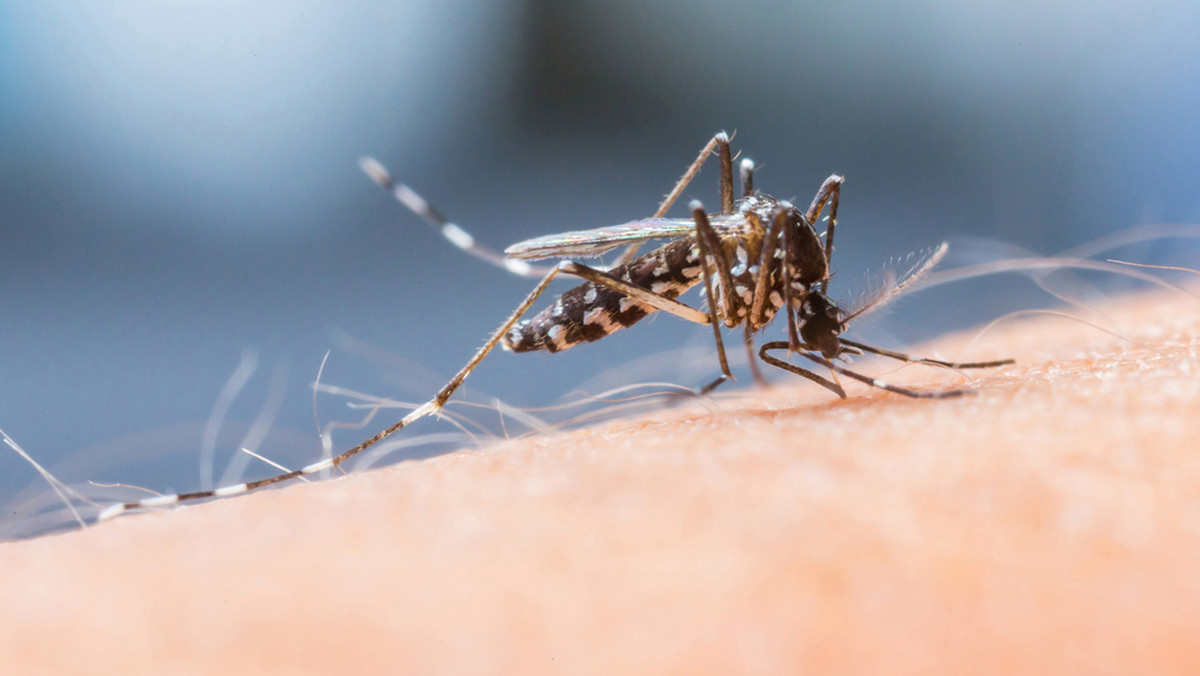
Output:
[{"left": 798, "top": 292, "right": 848, "bottom": 359}]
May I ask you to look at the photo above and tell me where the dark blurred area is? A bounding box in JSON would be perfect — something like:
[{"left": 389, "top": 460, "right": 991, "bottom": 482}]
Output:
[{"left": 2, "top": 1, "right": 1199, "bottom": 523}]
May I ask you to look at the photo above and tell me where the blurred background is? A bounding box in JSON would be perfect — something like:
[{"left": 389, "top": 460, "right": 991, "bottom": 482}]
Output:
[{"left": 3, "top": 1, "right": 1199, "bottom": 532}]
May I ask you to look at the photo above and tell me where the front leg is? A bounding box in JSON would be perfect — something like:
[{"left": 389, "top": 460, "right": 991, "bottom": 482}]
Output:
[
  {"left": 802, "top": 175, "right": 844, "bottom": 292},
  {"left": 758, "top": 341, "right": 847, "bottom": 399}
]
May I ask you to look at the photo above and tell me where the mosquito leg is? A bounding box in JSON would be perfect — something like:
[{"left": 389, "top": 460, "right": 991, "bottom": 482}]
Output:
[
  {"left": 609, "top": 131, "right": 737, "bottom": 269},
  {"left": 690, "top": 201, "right": 740, "bottom": 328},
  {"left": 740, "top": 158, "right": 755, "bottom": 198},
  {"left": 558, "top": 256, "right": 733, "bottom": 397},
  {"left": 748, "top": 206, "right": 789, "bottom": 328},
  {"left": 556, "top": 261, "right": 712, "bottom": 325},
  {"left": 744, "top": 323, "right": 767, "bottom": 387},
  {"left": 798, "top": 351, "right": 977, "bottom": 399},
  {"left": 99, "top": 263, "right": 574, "bottom": 521},
  {"left": 654, "top": 131, "right": 733, "bottom": 218},
  {"left": 360, "top": 157, "right": 554, "bottom": 280},
  {"left": 689, "top": 202, "right": 734, "bottom": 390},
  {"left": 803, "top": 174, "right": 844, "bottom": 230},
  {"left": 717, "top": 134, "right": 735, "bottom": 215},
  {"left": 802, "top": 175, "right": 843, "bottom": 292},
  {"left": 758, "top": 342, "right": 847, "bottom": 398},
  {"left": 838, "top": 339, "right": 1015, "bottom": 369},
  {"left": 780, "top": 208, "right": 803, "bottom": 351}
]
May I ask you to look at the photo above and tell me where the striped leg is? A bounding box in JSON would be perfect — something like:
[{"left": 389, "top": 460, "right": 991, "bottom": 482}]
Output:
[
  {"left": 96, "top": 250, "right": 740, "bottom": 520},
  {"left": 553, "top": 261, "right": 711, "bottom": 325},
  {"left": 758, "top": 342, "right": 847, "bottom": 399},
  {"left": 748, "top": 206, "right": 790, "bottom": 328},
  {"left": 100, "top": 262, "right": 578, "bottom": 520},
  {"left": 802, "top": 175, "right": 843, "bottom": 294},
  {"left": 759, "top": 341, "right": 984, "bottom": 399},
  {"left": 780, "top": 207, "right": 805, "bottom": 351},
  {"left": 363, "top": 132, "right": 738, "bottom": 279},
  {"left": 688, "top": 202, "right": 735, "bottom": 393},
  {"left": 837, "top": 339, "right": 1015, "bottom": 370},
  {"left": 689, "top": 203, "right": 740, "bottom": 328},
  {"left": 360, "top": 157, "right": 553, "bottom": 279},
  {"left": 562, "top": 199, "right": 741, "bottom": 398},
  {"left": 739, "top": 186, "right": 781, "bottom": 389}
]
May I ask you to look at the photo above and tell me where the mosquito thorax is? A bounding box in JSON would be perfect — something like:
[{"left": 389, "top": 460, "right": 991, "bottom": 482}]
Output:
[
  {"left": 737, "top": 193, "right": 783, "bottom": 221},
  {"left": 736, "top": 194, "right": 829, "bottom": 288}
]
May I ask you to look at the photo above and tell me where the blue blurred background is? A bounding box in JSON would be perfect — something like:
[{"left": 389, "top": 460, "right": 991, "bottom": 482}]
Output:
[{"left": 3, "top": 1, "right": 1199, "bottom": 529}]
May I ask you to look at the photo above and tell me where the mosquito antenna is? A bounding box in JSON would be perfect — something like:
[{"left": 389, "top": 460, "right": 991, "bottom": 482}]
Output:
[{"left": 844, "top": 242, "right": 949, "bottom": 323}]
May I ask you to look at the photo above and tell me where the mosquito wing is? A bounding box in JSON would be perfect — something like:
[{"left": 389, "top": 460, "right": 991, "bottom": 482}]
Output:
[
  {"left": 504, "top": 214, "right": 751, "bottom": 260},
  {"left": 504, "top": 218, "right": 695, "bottom": 260}
]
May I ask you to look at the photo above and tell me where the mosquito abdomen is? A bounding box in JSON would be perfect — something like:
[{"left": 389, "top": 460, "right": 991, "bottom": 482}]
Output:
[{"left": 503, "top": 239, "right": 703, "bottom": 353}]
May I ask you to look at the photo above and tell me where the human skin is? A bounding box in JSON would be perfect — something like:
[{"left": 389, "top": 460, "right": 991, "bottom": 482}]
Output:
[{"left": 0, "top": 288, "right": 1197, "bottom": 674}]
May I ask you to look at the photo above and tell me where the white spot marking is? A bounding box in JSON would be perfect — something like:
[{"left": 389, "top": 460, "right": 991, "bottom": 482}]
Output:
[
  {"left": 402, "top": 401, "right": 440, "bottom": 424},
  {"left": 682, "top": 266, "right": 702, "bottom": 278},
  {"left": 504, "top": 259, "right": 533, "bottom": 276},
  {"left": 140, "top": 494, "right": 179, "bottom": 508},
  {"left": 547, "top": 324, "right": 569, "bottom": 349},
  {"left": 396, "top": 184, "right": 429, "bottom": 215},
  {"left": 442, "top": 223, "right": 474, "bottom": 250},
  {"left": 97, "top": 504, "right": 126, "bottom": 521},
  {"left": 503, "top": 325, "right": 525, "bottom": 350},
  {"left": 583, "top": 287, "right": 598, "bottom": 304},
  {"left": 584, "top": 307, "right": 619, "bottom": 332},
  {"left": 619, "top": 297, "right": 643, "bottom": 314},
  {"left": 214, "top": 483, "right": 249, "bottom": 497},
  {"left": 651, "top": 281, "right": 673, "bottom": 295},
  {"left": 653, "top": 258, "right": 670, "bottom": 276},
  {"left": 359, "top": 157, "right": 389, "bottom": 185},
  {"left": 687, "top": 247, "right": 700, "bottom": 263},
  {"left": 303, "top": 458, "right": 335, "bottom": 474}
]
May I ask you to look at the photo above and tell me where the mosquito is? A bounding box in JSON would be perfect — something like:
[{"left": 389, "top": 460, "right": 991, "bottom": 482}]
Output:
[{"left": 98, "top": 132, "right": 1011, "bottom": 520}]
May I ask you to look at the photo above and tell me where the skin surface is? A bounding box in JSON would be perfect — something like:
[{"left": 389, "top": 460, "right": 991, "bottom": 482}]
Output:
[{"left": 0, "top": 287, "right": 1198, "bottom": 674}]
